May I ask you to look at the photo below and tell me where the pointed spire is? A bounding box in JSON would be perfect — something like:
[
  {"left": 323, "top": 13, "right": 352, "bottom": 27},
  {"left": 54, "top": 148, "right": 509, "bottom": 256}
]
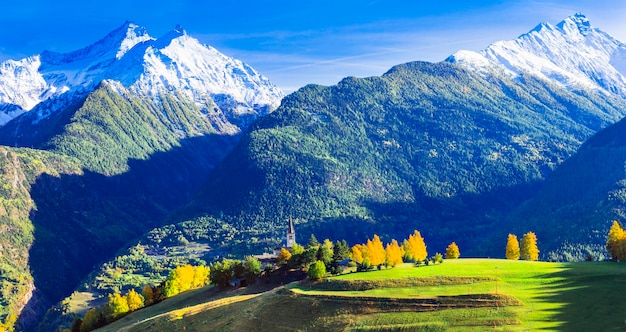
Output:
[{"left": 288, "top": 216, "right": 295, "bottom": 234}]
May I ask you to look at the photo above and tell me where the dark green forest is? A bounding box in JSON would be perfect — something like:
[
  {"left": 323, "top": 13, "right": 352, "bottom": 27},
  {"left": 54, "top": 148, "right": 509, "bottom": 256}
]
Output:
[{"left": 187, "top": 61, "right": 626, "bottom": 256}]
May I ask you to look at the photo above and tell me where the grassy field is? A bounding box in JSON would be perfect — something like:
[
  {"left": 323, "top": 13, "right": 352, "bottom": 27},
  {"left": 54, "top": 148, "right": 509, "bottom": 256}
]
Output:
[{"left": 95, "top": 259, "right": 626, "bottom": 331}]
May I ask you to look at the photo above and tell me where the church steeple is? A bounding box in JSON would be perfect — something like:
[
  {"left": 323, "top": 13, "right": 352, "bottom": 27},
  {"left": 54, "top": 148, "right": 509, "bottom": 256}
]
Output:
[{"left": 286, "top": 216, "right": 296, "bottom": 248}]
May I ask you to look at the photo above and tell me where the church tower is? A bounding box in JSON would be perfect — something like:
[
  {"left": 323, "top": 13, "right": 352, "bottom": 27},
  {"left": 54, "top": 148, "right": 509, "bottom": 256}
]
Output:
[{"left": 286, "top": 216, "right": 296, "bottom": 248}]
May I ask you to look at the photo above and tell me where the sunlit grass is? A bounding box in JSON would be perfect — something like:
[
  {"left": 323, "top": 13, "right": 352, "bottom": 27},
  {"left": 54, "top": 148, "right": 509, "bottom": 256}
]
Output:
[{"left": 97, "top": 259, "right": 626, "bottom": 331}]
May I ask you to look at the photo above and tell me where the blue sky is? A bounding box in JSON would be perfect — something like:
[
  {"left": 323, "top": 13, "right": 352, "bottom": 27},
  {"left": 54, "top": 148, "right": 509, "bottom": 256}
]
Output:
[{"left": 1, "top": 1, "right": 625, "bottom": 92}]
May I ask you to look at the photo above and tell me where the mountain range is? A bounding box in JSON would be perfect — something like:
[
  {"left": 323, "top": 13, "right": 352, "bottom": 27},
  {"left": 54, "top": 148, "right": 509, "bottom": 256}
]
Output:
[
  {"left": 0, "top": 13, "right": 624, "bottom": 332},
  {"left": 0, "top": 22, "right": 283, "bottom": 331}
]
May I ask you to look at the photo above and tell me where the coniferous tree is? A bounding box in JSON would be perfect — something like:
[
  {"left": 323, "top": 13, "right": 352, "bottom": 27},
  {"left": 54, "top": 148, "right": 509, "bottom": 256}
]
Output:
[
  {"left": 366, "top": 234, "right": 386, "bottom": 266},
  {"left": 302, "top": 246, "right": 319, "bottom": 267},
  {"left": 445, "top": 242, "right": 460, "bottom": 259},
  {"left": 385, "top": 239, "right": 403, "bottom": 267},
  {"left": 606, "top": 220, "right": 625, "bottom": 261},
  {"left": 520, "top": 232, "right": 539, "bottom": 261},
  {"left": 308, "top": 234, "right": 319, "bottom": 247},
  {"left": 333, "top": 240, "right": 350, "bottom": 262},
  {"left": 406, "top": 230, "right": 428, "bottom": 261},
  {"left": 505, "top": 234, "right": 520, "bottom": 260}
]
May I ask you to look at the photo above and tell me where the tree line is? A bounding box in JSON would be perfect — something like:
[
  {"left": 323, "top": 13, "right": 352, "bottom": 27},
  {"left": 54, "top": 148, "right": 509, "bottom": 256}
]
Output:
[
  {"left": 67, "top": 257, "right": 260, "bottom": 332},
  {"left": 275, "top": 230, "right": 462, "bottom": 281},
  {"left": 505, "top": 232, "right": 539, "bottom": 261}
]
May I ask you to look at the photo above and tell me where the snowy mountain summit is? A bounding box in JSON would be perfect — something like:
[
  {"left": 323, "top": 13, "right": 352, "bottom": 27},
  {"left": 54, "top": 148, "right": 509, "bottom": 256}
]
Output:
[
  {"left": 0, "top": 22, "right": 285, "bottom": 127},
  {"left": 447, "top": 13, "right": 626, "bottom": 97}
]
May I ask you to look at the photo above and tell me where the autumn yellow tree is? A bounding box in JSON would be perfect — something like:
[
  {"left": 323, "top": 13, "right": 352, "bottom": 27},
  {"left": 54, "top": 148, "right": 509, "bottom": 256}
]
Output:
[
  {"left": 606, "top": 220, "right": 626, "bottom": 261},
  {"left": 505, "top": 234, "right": 520, "bottom": 260},
  {"left": 351, "top": 243, "right": 365, "bottom": 264},
  {"left": 520, "top": 232, "right": 539, "bottom": 261},
  {"left": 163, "top": 264, "right": 210, "bottom": 298},
  {"left": 106, "top": 292, "right": 129, "bottom": 318},
  {"left": 405, "top": 230, "right": 428, "bottom": 261},
  {"left": 193, "top": 265, "right": 211, "bottom": 288},
  {"left": 385, "top": 239, "right": 403, "bottom": 267},
  {"left": 277, "top": 247, "right": 292, "bottom": 265},
  {"left": 125, "top": 289, "right": 144, "bottom": 312},
  {"left": 366, "top": 235, "right": 386, "bottom": 266},
  {"left": 445, "top": 242, "right": 460, "bottom": 259}
]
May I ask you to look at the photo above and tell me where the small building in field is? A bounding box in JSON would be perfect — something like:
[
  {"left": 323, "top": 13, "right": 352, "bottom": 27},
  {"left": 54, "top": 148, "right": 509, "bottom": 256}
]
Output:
[{"left": 229, "top": 278, "right": 247, "bottom": 288}]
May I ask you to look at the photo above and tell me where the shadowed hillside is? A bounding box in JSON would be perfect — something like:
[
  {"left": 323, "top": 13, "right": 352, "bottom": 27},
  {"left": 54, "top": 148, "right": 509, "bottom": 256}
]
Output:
[{"left": 182, "top": 61, "right": 626, "bottom": 257}]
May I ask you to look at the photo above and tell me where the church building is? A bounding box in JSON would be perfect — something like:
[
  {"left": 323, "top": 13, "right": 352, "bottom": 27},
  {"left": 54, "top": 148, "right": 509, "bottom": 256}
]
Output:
[{"left": 286, "top": 216, "right": 296, "bottom": 248}]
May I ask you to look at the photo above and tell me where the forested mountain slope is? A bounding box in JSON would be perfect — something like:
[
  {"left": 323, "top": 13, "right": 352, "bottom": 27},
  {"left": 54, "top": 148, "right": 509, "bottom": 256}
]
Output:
[
  {"left": 0, "top": 148, "right": 82, "bottom": 331},
  {"left": 503, "top": 114, "right": 626, "bottom": 261},
  {"left": 187, "top": 60, "right": 626, "bottom": 256},
  {"left": 0, "top": 22, "right": 283, "bottom": 331}
]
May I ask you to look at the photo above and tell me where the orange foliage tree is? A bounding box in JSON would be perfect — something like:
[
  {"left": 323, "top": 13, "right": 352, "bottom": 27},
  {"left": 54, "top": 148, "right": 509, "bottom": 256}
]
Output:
[
  {"left": 405, "top": 230, "right": 428, "bottom": 261},
  {"left": 520, "top": 232, "right": 539, "bottom": 261},
  {"left": 385, "top": 239, "right": 403, "bottom": 267},
  {"left": 366, "top": 234, "right": 386, "bottom": 266},
  {"left": 445, "top": 242, "right": 460, "bottom": 259}
]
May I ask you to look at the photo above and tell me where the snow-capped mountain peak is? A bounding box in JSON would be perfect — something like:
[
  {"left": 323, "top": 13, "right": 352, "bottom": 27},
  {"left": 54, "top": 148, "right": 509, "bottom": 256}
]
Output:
[
  {"left": 557, "top": 12, "right": 591, "bottom": 36},
  {"left": 447, "top": 13, "right": 626, "bottom": 97},
  {"left": 0, "top": 22, "right": 284, "bottom": 127},
  {"left": 116, "top": 22, "right": 154, "bottom": 59}
]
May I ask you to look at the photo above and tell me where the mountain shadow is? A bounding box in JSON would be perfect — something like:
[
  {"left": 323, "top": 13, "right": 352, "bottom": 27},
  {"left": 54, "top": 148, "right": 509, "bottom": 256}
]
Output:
[
  {"left": 287, "top": 179, "right": 543, "bottom": 257},
  {"left": 17, "top": 133, "right": 237, "bottom": 332},
  {"left": 531, "top": 262, "right": 626, "bottom": 331}
]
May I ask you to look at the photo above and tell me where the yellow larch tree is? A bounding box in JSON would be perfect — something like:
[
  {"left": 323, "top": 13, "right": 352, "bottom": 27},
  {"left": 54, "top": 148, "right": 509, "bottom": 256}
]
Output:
[
  {"left": 606, "top": 220, "right": 625, "bottom": 261},
  {"left": 406, "top": 230, "right": 428, "bottom": 261},
  {"left": 520, "top": 232, "right": 539, "bottom": 261},
  {"left": 351, "top": 244, "right": 365, "bottom": 264},
  {"left": 366, "top": 234, "right": 386, "bottom": 266},
  {"left": 445, "top": 242, "right": 460, "bottom": 259},
  {"left": 505, "top": 234, "right": 520, "bottom": 260},
  {"left": 385, "top": 239, "right": 403, "bottom": 267}
]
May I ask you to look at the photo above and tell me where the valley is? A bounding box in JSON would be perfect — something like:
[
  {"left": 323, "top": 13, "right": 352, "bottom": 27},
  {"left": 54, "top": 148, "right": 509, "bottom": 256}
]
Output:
[{"left": 0, "top": 10, "right": 624, "bottom": 332}]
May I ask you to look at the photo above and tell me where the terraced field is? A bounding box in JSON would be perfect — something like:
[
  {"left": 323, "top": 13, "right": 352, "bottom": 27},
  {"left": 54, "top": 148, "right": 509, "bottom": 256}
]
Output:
[{"left": 96, "top": 259, "right": 626, "bottom": 331}]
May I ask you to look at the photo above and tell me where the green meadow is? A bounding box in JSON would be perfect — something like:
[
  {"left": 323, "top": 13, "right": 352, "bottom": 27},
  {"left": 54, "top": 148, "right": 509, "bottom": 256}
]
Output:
[{"left": 96, "top": 259, "right": 626, "bottom": 331}]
